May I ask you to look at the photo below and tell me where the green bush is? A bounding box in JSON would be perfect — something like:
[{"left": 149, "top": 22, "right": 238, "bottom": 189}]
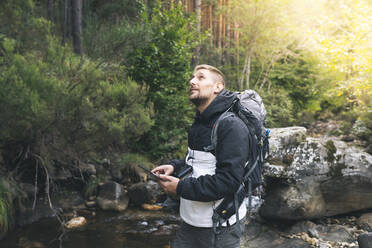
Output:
[
  {"left": 126, "top": 3, "right": 197, "bottom": 159},
  {"left": 0, "top": 35, "right": 153, "bottom": 173},
  {"left": 0, "top": 180, "right": 13, "bottom": 235},
  {"left": 258, "top": 88, "right": 295, "bottom": 128},
  {"left": 356, "top": 111, "right": 372, "bottom": 143},
  {"left": 269, "top": 51, "right": 326, "bottom": 115}
]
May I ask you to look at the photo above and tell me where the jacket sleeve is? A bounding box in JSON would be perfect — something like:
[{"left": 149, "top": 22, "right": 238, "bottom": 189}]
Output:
[
  {"left": 176, "top": 115, "right": 250, "bottom": 202},
  {"left": 169, "top": 159, "right": 187, "bottom": 176}
]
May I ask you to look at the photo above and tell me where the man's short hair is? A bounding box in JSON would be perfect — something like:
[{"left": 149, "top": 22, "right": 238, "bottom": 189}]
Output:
[{"left": 194, "top": 64, "right": 225, "bottom": 86}]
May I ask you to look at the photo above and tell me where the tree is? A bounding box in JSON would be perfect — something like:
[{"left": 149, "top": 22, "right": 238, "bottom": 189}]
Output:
[
  {"left": 192, "top": 0, "right": 201, "bottom": 65},
  {"left": 126, "top": 3, "right": 197, "bottom": 158},
  {"left": 71, "top": 0, "right": 82, "bottom": 54}
]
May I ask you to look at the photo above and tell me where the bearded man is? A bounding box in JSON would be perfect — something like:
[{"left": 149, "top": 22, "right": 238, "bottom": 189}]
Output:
[{"left": 152, "top": 64, "right": 249, "bottom": 248}]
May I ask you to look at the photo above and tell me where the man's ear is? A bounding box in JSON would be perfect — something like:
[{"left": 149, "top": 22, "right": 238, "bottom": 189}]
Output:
[{"left": 214, "top": 81, "right": 224, "bottom": 94}]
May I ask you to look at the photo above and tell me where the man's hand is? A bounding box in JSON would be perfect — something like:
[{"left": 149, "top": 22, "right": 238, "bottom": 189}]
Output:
[
  {"left": 152, "top": 164, "right": 174, "bottom": 176},
  {"left": 152, "top": 165, "right": 179, "bottom": 195},
  {"left": 158, "top": 175, "right": 179, "bottom": 196}
]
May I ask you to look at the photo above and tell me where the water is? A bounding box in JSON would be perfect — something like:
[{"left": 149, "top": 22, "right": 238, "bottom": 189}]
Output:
[{"left": 0, "top": 210, "right": 178, "bottom": 248}]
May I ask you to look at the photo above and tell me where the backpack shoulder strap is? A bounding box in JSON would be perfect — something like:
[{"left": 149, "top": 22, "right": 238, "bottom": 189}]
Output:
[{"left": 203, "top": 106, "right": 235, "bottom": 152}]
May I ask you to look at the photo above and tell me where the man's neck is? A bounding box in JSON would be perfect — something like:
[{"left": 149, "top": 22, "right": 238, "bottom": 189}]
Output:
[{"left": 197, "top": 95, "right": 216, "bottom": 114}]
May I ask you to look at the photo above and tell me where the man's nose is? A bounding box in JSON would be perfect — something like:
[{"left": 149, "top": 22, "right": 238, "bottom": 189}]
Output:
[{"left": 189, "top": 77, "right": 196, "bottom": 86}]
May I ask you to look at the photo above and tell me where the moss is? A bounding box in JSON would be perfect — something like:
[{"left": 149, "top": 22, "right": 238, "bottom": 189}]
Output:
[
  {"left": 267, "top": 157, "right": 287, "bottom": 166},
  {"left": 310, "top": 142, "right": 319, "bottom": 150},
  {"left": 328, "top": 163, "right": 347, "bottom": 178},
  {"left": 282, "top": 154, "right": 294, "bottom": 166},
  {"left": 324, "top": 140, "right": 337, "bottom": 163}
]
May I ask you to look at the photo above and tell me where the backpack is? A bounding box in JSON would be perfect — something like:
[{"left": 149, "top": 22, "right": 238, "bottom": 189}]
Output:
[{"left": 203, "top": 89, "right": 270, "bottom": 233}]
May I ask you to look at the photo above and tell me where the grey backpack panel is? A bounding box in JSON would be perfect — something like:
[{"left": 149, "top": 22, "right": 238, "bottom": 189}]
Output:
[{"left": 237, "top": 90, "right": 266, "bottom": 125}]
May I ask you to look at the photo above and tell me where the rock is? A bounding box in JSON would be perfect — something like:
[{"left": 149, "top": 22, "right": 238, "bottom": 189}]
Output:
[
  {"left": 341, "top": 135, "right": 355, "bottom": 142},
  {"left": 261, "top": 133, "right": 372, "bottom": 220},
  {"left": 110, "top": 165, "right": 123, "bottom": 181},
  {"left": 128, "top": 181, "right": 165, "bottom": 206},
  {"left": 65, "top": 216, "right": 87, "bottom": 229},
  {"left": 141, "top": 203, "right": 163, "bottom": 211},
  {"left": 260, "top": 177, "right": 326, "bottom": 220},
  {"left": 315, "top": 224, "right": 354, "bottom": 243},
  {"left": 85, "top": 200, "right": 96, "bottom": 208},
  {"left": 352, "top": 120, "right": 369, "bottom": 138},
  {"left": 96, "top": 181, "right": 129, "bottom": 211},
  {"left": 78, "top": 163, "right": 96, "bottom": 176},
  {"left": 153, "top": 224, "right": 178, "bottom": 236},
  {"left": 357, "top": 213, "right": 372, "bottom": 231},
  {"left": 358, "top": 233, "right": 372, "bottom": 248},
  {"left": 267, "top": 127, "right": 307, "bottom": 165},
  {"left": 287, "top": 220, "right": 317, "bottom": 235}
]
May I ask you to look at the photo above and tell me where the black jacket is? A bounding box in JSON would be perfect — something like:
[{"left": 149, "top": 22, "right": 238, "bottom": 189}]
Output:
[{"left": 172, "top": 89, "right": 250, "bottom": 202}]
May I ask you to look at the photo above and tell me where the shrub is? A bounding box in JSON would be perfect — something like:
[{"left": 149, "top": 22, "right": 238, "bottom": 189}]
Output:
[
  {"left": 126, "top": 3, "right": 197, "bottom": 159},
  {"left": 0, "top": 180, "right": 13, "bottom": 235},
  {"left": 258, "top": 88, "right": 295, "bottom": 128},
  {"left": 0, "top": 36, "right": 153, "bottom": 179}
]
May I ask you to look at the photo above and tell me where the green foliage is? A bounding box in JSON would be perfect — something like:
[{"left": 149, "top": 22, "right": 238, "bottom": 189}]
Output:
[
  {"left": 0, "top": 0, "right": 51, "bottom": 52},
  {"left": 269, "top": 51, "right": 325, "bottom": 114},
  {"left": 258, "top": 88, "right": 295, "bottom": 128},
  {"left": 355, "top": 111, "right": 372, "bottom": 143},
  {"left": 0, "top": 35, "right": 153, "bottom": 169},
  {"left": 89, "top": 0, "right": 144, "bottom": 23},
  {"left": 83, "top": 176, "right": 101, "bottom": 198},
  {"left": 83, "top": 17, "right": 152, "bottom": 64},
  {"left": 0, "top": 180, "right": 13, "bottom": 235},
  {"left": 119, "top": 153, "right": 151, "bottom": 168},
  {"left": 126, "top": 2, "right": 197, "bottom": 158}
]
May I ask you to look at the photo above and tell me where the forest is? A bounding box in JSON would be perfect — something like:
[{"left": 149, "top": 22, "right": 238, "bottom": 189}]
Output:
[{"left": 0, "top": 0, "right": 371, "bottom": 238}]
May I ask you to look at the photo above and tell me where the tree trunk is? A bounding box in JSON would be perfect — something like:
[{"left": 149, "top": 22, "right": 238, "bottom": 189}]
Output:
[
  {"left": 239, "top": 54, "right": 248, "bottom": 91},
  {"left": 218, "top": 0, "right": 222, "bottom": 50},
  {"left": 224, "top": 0, "right": 230, "bottom": 65},
  {"left": 209, "top": 4, "right": 213, "bottom": 46},
  {"left": 62, "top": 0, "right": 69, "bottom": 45},
  {"left": 245, "top": 51, "right": 251, "bottom": 89},
  {"left": 192, "top": 0, "right": 201, "bottom": 66},
  {"left": 48, "top": 0, "right": 55, "bottom": 23},
  {"left": 71, "top": 0, "right": 83, "bottom": 55},
  {"left": 235, "top": 22, "right": 240, "bottom": 83}
]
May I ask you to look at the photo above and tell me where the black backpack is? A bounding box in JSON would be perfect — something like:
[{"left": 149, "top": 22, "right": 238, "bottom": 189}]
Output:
[{"left": 203, "top": 90, "right": 270, "bottom": 232}]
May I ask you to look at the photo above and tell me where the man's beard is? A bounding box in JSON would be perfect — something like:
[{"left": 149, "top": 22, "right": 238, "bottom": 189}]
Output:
[{"left": 189, "top": 96, "right": 208, "bottom": 107}]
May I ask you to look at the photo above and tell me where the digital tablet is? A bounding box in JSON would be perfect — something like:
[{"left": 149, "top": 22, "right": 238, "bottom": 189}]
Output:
[{"left": 138, "top": 164, "right": 167, "bottom": 181}]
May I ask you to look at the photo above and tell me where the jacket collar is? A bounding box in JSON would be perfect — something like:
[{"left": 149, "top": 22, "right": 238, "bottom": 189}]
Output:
[{"left": 196, "top": 89, "right": 237, "bottom": 122}]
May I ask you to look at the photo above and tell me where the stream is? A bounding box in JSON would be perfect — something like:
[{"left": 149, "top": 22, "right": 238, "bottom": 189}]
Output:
[{"left": 0, "top": 209, "right": 179, "bottom": 248}]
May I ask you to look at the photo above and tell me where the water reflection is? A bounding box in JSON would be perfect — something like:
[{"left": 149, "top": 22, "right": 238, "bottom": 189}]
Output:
[{"left": 0, "top": 210, "right": 178, "bottom": 248}]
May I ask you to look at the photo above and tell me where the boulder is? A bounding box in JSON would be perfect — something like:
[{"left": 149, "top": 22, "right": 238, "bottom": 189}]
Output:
[
  {"left": 96, "top": 181, "right": 129, "bottom": 211},
  {"left": 260, "top": 127, "right": 372, "bottom": 220},
  {"left": 357, "top": 213, "right": 372, "bottom": 231},
  {"left": 128, "top": 181, "right": 165, "bottom": 206},
  {"left": 78, "top": 163, "right": 96, "bottom": 176},
  {"left": 65, "top": 216, "right": 87, "bottom": 229}
]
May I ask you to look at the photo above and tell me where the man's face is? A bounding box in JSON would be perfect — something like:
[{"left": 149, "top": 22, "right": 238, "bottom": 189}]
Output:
[{"left": 189, "top": 69, "right": 219, "bottom": 106}]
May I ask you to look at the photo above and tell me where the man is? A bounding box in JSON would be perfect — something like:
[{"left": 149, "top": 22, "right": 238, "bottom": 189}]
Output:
[{"left": 152, "top": 64, "right": 249, "bottom": 248}]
